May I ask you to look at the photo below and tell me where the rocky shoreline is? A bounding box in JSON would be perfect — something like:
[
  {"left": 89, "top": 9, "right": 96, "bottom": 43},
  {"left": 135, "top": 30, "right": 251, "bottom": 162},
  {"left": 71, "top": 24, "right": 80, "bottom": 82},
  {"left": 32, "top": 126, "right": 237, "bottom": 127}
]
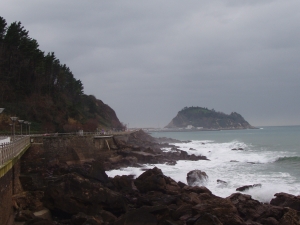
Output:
[{"left": 14, "top": 130, "right": 300, "bottom": 224}]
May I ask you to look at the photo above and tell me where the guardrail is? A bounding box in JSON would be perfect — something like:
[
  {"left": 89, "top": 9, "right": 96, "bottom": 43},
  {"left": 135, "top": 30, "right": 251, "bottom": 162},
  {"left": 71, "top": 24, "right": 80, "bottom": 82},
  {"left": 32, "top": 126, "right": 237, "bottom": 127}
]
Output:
[
  {"left": 0, "top": 136, "right": 30, "bottom": 166},
  {"left": 0, "top": 130, "right": 137, "bottom": 167},
  {"left": 31, "top": 130, "right": 137, "bottom": 137}
]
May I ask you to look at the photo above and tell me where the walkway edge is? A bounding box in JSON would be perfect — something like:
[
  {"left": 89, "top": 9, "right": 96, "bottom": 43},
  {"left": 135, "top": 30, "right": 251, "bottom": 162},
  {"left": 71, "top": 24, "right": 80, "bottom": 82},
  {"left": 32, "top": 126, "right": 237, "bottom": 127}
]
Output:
[{"left": 0, "top": 143, "right": 31, "bottom": 178}]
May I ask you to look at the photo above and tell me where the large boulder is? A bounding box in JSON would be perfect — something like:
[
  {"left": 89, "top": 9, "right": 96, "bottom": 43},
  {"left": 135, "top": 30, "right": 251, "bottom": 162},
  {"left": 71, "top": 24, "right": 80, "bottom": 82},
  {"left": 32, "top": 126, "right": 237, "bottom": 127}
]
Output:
[
  {"left": 192, "top": 194, "right": 244, "bottom": 225},
  {"left": 270, "top": 192, "right": 300, "bottom": 211},
  {"left": 227, "top": 193, "right": 281, "bottom": 223},
  {"left": 43, "top": 173, "right": 126, "bottom": 216},
  {"left": 186, "top": 170, "right": 208, "bottom": 186},
  {"left": 228, "top": 192, "right": 300, "bottom": 225},
  {"left": 134, "top": 167, "right": 180, "bottom": 193},
  {"left": 110, "top": 175, "right": 136, "bottom": 193}
]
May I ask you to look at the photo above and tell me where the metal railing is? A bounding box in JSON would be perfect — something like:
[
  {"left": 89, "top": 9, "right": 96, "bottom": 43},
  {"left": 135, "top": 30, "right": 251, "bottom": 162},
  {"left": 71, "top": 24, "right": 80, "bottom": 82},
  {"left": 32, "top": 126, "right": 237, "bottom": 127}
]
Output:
[
  {"left": 0, "top": 129, "right": 137, "bottom": 167},
  {"left": 0, "top": 136, "right": 30, "bottom": 166},
  {"left": 31, "top": 130, "right": 136, "bottom": 137}
]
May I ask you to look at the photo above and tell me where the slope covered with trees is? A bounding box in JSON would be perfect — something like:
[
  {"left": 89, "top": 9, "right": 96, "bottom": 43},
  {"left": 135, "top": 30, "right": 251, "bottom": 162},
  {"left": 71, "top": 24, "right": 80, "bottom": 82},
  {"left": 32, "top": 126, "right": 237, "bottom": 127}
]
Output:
[
  {"left": 165, "top": 106, "right": 255, "bottom": 130},
  {"left": 0, "top": 16, "right": 124, "bottom": 133}
]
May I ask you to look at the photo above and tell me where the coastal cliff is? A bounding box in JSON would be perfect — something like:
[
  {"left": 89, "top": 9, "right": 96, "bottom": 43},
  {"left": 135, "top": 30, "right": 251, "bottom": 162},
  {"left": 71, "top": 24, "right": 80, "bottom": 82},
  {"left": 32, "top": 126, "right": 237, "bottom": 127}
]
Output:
[{"left": 165, "top": 106, "right": 255, "bottom": 130}]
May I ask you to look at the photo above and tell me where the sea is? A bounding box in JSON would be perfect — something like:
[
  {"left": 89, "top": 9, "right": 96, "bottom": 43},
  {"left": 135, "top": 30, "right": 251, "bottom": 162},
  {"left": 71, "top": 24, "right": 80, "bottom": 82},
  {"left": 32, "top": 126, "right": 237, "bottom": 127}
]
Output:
[{"left": 106, "top": 126, "right": 300, "bottom": 203}]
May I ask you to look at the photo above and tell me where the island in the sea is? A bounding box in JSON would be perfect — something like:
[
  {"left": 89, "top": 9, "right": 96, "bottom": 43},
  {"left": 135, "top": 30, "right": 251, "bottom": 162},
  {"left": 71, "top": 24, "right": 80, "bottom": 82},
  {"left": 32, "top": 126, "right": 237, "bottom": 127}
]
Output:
[{"left": 164, "top": 106, "right": 256, "bottom": 131}]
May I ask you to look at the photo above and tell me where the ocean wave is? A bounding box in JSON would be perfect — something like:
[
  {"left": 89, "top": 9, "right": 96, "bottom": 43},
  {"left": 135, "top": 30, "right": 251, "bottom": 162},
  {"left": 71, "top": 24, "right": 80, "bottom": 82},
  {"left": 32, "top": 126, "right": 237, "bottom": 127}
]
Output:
[{"left": 274, "top": 156, "right": 300, "bottom": 163}]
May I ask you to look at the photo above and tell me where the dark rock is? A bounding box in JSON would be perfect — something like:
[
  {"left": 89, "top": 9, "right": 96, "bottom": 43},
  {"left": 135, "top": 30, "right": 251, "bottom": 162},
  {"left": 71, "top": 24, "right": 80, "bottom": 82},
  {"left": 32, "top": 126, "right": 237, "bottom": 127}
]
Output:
[
  {"left": 193, "top": 213, "right": 223, "bottom": 225},
  {"left": 110, "top": 175, "right": 136, "bottom": 193},
  {"left": 192, "top": 194, "right": 244, "bottom": 225},
  {"left": 247, "top": 162, "right": 258, "bottom": 164},
  {"left": 182, "top": 185, "right": 212, "bottom": 195},
  {"left": 165, "top": 161, "right": 177, "bottom": 166},
  {"left": 134, "top": 167, "right": 180, "bottom": 194},
  {"left": 230, "top": 160, "right": 239, "bottom": 162},
  {"left": 226, "top": 192, "right": 300, "bottom": 225},
  {"left": 71, "top": 212, "right": 102, "bottom": 225},
  {"left": 228, "top": 193, "right": 275, "bottom": 222},
  {"left": 13, "top": 191, "right": 44, "bottom": 212},
  {"left": 270, "top": 192, "right": 300, "bottom": 211},
  {"left": 25, "top": 217, "right": 55, "bottom": 225},
  {"left": 43, "top": 173, "right": 126, "bottom": 216},
  {"left": 186, "top": 170, "right": 208, "bottom": 186},
  {"left": 278, "top": 207, "right": 300, "bottom": 225},
  {"left": 236, "top": 184, "right": 262, "bottom": 192},
  {"left": 115, "top": 206, "right": 169, "bottom": 225},
  {"left": 171, "top": 203, "right": 193, "bottom": 220},
  {"left": 178, "top": 181, "right": 187, "bottom": 189},
  {"left": 15, "top": 209, "right": 35, "bottom": 222},
  {"left": 97, "top": 210, "right": 117, "bottom": 224},
  {"left": 134, "top": 167, "right": 167, "bottom": 193},
  {"left": 155, "top": 136, "right": 182, "bottom": 143},
  {"left": 85, "top": 161, "right": 109, "bottom": 183},
  {"left": 217, "top": 179, "right": 227, "bottom": 184}
]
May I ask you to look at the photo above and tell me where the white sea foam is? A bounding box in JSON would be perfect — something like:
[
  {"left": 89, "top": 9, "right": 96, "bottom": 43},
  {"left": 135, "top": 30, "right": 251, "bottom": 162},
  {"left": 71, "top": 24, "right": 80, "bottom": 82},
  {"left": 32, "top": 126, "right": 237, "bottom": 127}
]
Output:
[{"left": 106, "top": 139, "right": 300, "bottom": 203}]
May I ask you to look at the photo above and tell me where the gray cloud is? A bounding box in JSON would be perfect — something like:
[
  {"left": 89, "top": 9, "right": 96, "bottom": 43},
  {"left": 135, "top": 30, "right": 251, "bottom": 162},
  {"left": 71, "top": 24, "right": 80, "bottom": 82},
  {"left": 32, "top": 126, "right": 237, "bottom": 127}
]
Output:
[{"left": 1, "top": 0, "right": 300, "bottom": 127}]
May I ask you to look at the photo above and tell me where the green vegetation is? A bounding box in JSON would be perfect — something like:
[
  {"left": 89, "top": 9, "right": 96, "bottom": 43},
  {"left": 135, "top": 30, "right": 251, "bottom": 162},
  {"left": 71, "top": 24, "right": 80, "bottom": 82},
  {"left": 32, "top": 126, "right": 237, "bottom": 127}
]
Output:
[{"left": 0, "top": 16, "right": 124, "bottom": 133}]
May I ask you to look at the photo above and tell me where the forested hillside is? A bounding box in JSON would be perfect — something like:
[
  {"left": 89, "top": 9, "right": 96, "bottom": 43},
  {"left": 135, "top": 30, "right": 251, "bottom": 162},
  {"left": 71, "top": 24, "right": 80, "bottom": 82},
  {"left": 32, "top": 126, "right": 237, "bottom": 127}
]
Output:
[{"left": 0, "top": 16, "right": 124, "bottom": 133}]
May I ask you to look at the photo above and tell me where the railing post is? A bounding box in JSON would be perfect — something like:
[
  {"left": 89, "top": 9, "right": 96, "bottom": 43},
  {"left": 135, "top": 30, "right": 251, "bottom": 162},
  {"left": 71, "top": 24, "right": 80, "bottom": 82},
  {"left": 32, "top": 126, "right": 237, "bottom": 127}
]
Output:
[{"left": 0, "top": 143, "right": 3, "bottom": 165}]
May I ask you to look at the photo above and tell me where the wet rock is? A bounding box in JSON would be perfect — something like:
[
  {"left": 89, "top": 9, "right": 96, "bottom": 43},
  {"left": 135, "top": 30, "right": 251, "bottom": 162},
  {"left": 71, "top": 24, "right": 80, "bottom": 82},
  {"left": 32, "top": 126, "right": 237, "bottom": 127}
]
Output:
[
  {"left": 236, "top": 184, "right": 262, "bottom": 192},
  {"left": 186, "top": 170, "right": 208, "bottom": 186},
  {"left": 217, "top": 179, "right": 227, "bottom": 184},
  {"left": 165, "top": 161, "right": 177, "bottom": 165},
  {"left": 270, "top": 192, "right": 300, "bottom": 211}
]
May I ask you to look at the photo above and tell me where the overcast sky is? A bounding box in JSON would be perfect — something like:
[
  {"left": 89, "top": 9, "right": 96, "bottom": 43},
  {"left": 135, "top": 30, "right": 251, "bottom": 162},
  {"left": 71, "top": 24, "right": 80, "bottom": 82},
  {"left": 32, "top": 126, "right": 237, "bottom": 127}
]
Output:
[{"left": 1, "top": 0, "right": 300, "bottom": 127}]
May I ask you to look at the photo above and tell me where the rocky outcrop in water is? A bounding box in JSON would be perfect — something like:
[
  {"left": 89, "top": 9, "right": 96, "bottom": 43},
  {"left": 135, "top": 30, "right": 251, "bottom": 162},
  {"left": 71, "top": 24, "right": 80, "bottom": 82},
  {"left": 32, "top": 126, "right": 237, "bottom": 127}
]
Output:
[
  {"left": 186, "top": 170, "right": 208, "bottom": 186},
  {"left": 165, "top": 106, "right": 256, "bottom": 130}
]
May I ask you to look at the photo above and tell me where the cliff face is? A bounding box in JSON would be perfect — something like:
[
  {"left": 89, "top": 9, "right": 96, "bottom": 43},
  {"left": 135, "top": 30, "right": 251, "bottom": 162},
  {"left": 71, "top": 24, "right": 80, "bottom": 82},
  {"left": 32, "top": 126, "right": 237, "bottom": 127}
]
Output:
[{"left": 165, "top": 107, "right": 255, "bottom": 129}]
